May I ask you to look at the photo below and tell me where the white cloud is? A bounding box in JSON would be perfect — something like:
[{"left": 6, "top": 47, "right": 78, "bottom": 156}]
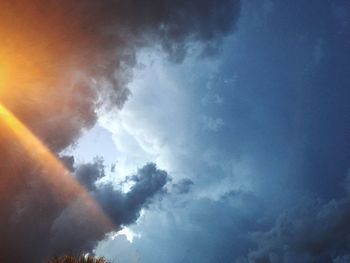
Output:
[
  {"left": 95, "top": 233, "right": 140, "bottom": 263},
  {"left": 99, "top": 50, "right": 194, "bottom": 181}
]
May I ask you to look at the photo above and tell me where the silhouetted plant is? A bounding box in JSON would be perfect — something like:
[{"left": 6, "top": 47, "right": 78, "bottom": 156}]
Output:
[{"left": 48, "top": 255, "right": 108, "bottom": 263}]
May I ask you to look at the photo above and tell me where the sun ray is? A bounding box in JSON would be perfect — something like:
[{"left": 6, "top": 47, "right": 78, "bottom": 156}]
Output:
[{"left": 0, "top": 102, "right": 113, "bottom": 230}]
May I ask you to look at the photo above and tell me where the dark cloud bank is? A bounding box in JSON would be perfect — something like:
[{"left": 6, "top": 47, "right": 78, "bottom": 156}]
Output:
[
  {"left": 130, "top": 1, "right": 350, "bottom": 262},
  {"left": 52, "top": 160, "right": 169, "bottom": 257},
  {"left": 134, "top": 178, "right": 350, "bottom": 263},
  {"left": 0, "top": 0, "right": 241, "bottom": 262},
  {"left": 0, "top": 0, "right": 241, "bottom": 152},
  {"left": 247, "top": 174, "right": 350, "bottom": 263}
]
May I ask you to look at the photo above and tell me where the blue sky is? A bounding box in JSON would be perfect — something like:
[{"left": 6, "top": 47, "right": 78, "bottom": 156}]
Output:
[{"left": 65, "top": 1, "right": 350, "bottom": 262}]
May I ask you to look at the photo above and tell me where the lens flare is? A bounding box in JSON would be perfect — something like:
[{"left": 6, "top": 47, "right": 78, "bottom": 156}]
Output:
[{"left": 0, "top": 102, "right": 113, "bottom": 229}]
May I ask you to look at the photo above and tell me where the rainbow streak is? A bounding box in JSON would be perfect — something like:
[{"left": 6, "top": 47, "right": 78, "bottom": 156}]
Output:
[{"left": 0, "top": 102, "right": 113, "bottom": 230}]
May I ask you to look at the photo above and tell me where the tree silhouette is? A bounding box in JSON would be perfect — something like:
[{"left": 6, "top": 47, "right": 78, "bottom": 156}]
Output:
[{"left": 48, "top": 255, "right": 108, "bottom": 263}]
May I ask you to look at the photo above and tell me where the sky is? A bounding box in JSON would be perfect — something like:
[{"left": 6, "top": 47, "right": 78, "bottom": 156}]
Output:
[{"left": 0, "top": 0, "right": 350, "bottom": 263}]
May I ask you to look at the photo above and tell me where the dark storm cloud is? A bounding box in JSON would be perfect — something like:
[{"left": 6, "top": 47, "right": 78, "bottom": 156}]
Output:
[
  {"left": 75, "top": 157, "right": 106, "bottom": 191},
  {"left": 132, "top": 189, "right": 264, "bottom": 263},
  {"left": 0, "top": 157, "right": 169, "bottom": 262},
  {"left": 93, "top": 162, "right": 169, "bottom": 226},
  {"left": 248, "top": 178, "right": 350, "bottom": 262},
  {"left": 0, "top": 1, "right": 241, "bottom": 262},
  {"left": 172, "top": 178, "right": 194, "bottom": 194},
  {"left": 129, "top": 1, "right": 350, "bottom": 262},
  {"left": 188, "top": 0, "right": 350, "bottom": 201},
  {"left": 0, "top": 0, "right": 241, "bottom": 151},
  {"left": 50, "top": 161, "right": 169, "bottom": 257}
]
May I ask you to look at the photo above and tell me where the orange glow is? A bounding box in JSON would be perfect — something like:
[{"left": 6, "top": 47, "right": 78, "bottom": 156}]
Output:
[
  {"left": 0, "top": 1, "right": 114, "bottom": 237},
  {"left": 0, "top": 102, "right": 113, "bottom": 229},
  {"left": 0, "top": 43, "right": 65, "bottom": 102},
  {"left": 0, "top": 63, "right": 5, "bottom": 88},
  {"left": 0, "top": 102, "right": 69, "bottom": 190},
  {"left": 0, "top": 2, "right": 102, "bottom": 152}
]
